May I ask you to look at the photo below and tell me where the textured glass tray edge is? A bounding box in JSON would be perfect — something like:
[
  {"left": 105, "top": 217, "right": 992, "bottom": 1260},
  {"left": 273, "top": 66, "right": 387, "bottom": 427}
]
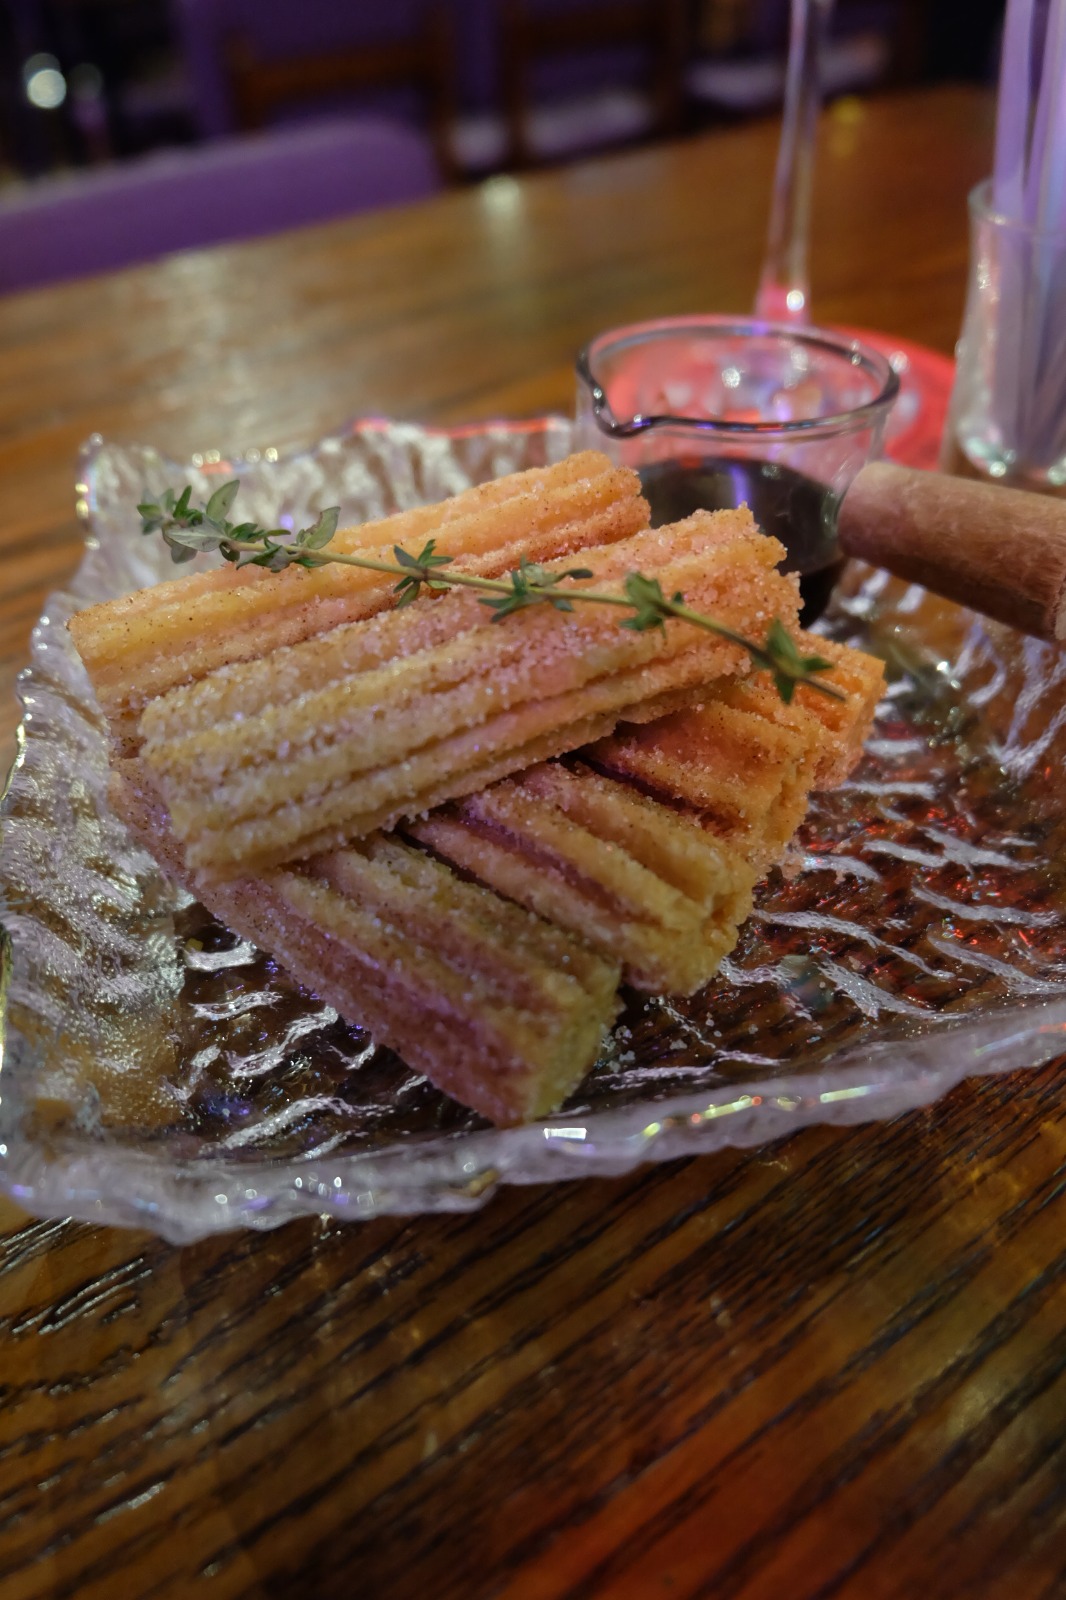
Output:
[
  {"left": 1, "top": 419, "right": 1065, "bottom": 1243},
  {"left": 4, "top": 1005, "right": 1066, "bottom": 1243}
]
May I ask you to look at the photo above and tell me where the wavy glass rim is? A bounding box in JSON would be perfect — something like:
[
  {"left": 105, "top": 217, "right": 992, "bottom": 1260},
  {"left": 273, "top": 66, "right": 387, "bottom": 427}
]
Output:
[
  {"left": 3, "top": 1000, "right": 1066, "bottom": 1240},
  {"left": 577, "top": 314, "right": 901, "bottom": 440}
]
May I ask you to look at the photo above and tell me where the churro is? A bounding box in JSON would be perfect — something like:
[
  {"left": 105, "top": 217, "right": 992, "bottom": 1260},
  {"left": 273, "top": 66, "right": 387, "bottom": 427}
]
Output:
[
  {"left": 412, "top": 764, "right": 758, "bottom": 996},
  {"left": 111, "top": 766, "right": 621, "bottom": 1127},
  {"left": 109, "top": 633, "right": 881, "bottom": 1119},
  {"left": 137, "top": 508, "right": 801, "bottom": 878},
  {"left": 70, "top": 451, "right": 649, "bottom": 754},
  {"left": 414, "top": 636, "right": 883, "bottom": 993},
  {"left": 587, "top": 634, "right": 885, "bottom": 868}
]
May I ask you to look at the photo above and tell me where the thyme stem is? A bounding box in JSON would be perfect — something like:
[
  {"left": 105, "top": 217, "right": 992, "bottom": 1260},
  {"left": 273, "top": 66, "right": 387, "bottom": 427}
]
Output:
[{"left": 138, "top": 483, "right": 845, "bottom": 704}]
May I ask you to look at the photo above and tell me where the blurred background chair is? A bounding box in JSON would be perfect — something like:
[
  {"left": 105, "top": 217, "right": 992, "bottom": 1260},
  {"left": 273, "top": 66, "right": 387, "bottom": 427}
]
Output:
[
  {"left": 173, "top": 0, "right": 460, "bottom": 179},
  {"left": 496, "top": 0, "right": 686, "bottom": 169},
  {"left": 0, "top": 0, "right": 1008, "bottom": 298},
  {"left": 685, "top": 0, "right": 928, "bottom": 120},
  {"left": 0, "top": 1, "right": 1008, "bottom": 199},
  {"left": 0, "top": 113, "right": 440, "bottom": 290}
]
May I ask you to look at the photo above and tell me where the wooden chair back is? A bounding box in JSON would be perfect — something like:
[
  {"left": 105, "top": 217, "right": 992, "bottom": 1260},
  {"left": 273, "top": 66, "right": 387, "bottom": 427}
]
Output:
[{"left": 500, "top": 0, "right": 687, "bottom": 169}]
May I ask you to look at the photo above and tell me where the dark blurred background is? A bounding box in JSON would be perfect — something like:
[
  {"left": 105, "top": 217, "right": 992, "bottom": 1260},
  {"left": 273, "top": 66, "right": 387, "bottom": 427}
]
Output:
[
  {"left": 0, "top": 1, "right": 1008, "bottom": 293},
  {"left": 0, "top": 0, "right": 1006, "bottom": 183}
]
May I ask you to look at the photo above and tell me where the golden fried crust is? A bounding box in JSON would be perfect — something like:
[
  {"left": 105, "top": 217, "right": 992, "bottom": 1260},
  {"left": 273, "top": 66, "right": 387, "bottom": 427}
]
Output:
[
  {"left": 106, "top": 630, "right": 882, "bottom": 1120},
  {"left": 69, "top": 452, "right": 648, "bottom": 754},
  {"left": 587, "top": 634, "right": 884, "bottom": 863},
  {"left": 411, "top": 635, "right": 883, "bottom": 993},
  {"left": 138, "top": 509, "right": 801, "bottom": 878}
]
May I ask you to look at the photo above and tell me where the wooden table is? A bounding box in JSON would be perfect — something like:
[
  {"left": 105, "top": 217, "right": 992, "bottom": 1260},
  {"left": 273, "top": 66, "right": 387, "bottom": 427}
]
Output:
[{"left": 5, "top": 86, "right": 1065, "bottom": 1600}]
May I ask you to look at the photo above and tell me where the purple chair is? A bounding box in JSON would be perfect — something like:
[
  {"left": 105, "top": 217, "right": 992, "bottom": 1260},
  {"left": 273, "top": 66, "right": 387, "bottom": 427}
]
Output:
[
  {"left": 172, "top": 0, "right": 459, "bottom": 177},
  {"left": 0, "top": 115, "right": 440, "bottom": 293}
]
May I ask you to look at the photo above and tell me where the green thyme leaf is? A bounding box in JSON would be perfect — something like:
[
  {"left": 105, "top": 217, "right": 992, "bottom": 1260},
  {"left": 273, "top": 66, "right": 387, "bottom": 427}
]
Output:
[
  {"left": 764, "top": 618, "right": 836, "bottom": 699},
  {"left": 620, "top": 572, "right": 670, "bottom": 631},
  {"left": 205, "top": 480, "right": 241, "bottom": 524},
  {"left": 394, "top": 537, "right": 454, "bottom": 571},
  {"left": 162, "top": 534, "right": 198, "bottom": 564},
  {"left": 391, "top": 538, "right": 454, "bottom": 603},
  {"left": 162, "top": 525, "right": 223, "bottom": 554},
  {"left": 137, "top": 501, "right": 164, "bottom": 533},
  {"left": 297, "top": 506, "right": 340, "bottom": 550}
]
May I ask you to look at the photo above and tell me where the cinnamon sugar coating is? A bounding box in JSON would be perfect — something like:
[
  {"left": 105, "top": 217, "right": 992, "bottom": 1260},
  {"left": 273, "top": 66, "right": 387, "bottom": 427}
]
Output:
[
  {"left": 138, "top": 508, "right": 799, "bottom": 877},
  {"left": 69, "top": 451, "right": 648, "bottom": 754},
  {"left": 109, "top": 636, "right": 880, "bottom": 1121}
]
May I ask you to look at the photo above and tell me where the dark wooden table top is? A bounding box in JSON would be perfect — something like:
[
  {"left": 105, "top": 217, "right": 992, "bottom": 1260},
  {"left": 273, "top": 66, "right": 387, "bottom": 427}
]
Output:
[{"left": 6, "top": 85, "right": 1066, "bottom": 1600}]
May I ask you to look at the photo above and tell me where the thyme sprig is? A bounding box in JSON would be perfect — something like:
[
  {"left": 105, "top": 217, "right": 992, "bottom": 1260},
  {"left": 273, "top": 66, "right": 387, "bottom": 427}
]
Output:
[{"left": 138, "top": 482, "right": 842, "bottom": 704}]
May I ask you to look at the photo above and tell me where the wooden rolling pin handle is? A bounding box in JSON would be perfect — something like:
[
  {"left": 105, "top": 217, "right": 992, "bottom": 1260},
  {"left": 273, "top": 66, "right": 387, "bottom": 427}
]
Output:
[{"left": 837, "top": 462, "right": 1066, "bottom": 643}]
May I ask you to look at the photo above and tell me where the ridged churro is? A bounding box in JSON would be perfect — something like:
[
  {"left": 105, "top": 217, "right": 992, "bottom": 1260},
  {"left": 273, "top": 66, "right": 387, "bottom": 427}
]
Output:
[
  {"left": 109, "top": 633, "right": 881, "bottom": 1119},
  {"left": 71, "top": 446, "right": 887, "bottom": 1123},
  {"left": 138, "top": 508, "right": 801, "bottom": 878},
  {"left": 588, "top": 632, "right": 885, "bottom": 863},
  {"left": 70, "top": 451, "right": 649, "bottom": 754},
  {"left": 411, "top": 763, "right": 759, "bottom": 996},
  {"left": 111, "top": 766, "right": 621, "bottom": 1127},
  {"left": 414, "top": 636, "right": 884, "bottom": 993}
]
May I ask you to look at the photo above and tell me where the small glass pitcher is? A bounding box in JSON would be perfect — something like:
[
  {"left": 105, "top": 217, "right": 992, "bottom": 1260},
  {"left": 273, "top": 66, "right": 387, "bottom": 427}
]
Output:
[{"left": 575, "top": 314, "right": 899, "bottom": 618}]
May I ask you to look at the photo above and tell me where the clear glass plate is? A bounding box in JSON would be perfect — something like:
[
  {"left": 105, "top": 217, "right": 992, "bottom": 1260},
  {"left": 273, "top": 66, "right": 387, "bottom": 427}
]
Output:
[{"left": 2, "top": 418, "right": 1066, "bottom": 1243}]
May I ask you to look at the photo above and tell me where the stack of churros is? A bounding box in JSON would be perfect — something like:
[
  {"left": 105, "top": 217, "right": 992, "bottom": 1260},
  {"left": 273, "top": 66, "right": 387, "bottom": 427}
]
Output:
[
  {"left": 70, "top": 451, "right": 650, "bottom": 755},
  {"left": 133, "top": 507, "right": 799, "bottom": 876},
  {"left": 70, "top": 450, "right": 885, "bottom": 1125}
]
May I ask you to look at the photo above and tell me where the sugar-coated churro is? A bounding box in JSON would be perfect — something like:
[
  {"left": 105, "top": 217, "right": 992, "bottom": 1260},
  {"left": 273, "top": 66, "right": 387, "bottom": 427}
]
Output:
[
  {"left": 111, "top": 765, "right": 621, "bottom": 1127},
  {"left": 414, "top": 636, "right": 883, "bottom": 993},
  {"left": 137, "top": 508, "right": 801, "bottom": 878},
  {"left": 70, "top": 451, "right": 649, "bottom": 754},
  {"left": 587, "top": 632, "right": 885, "bottom": 864},
  {"left": 412, "top": 764, "right": 757, "bottom": 996},
  {"left": 109, "top": 632, "right": 881, "bottom": 1119}
]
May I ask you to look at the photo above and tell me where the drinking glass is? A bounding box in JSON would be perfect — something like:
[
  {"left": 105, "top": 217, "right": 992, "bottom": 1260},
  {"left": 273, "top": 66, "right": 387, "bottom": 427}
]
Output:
[
  {"left": 943, "top": 178, "right": 1066, "bottom": 492},
  {"left": 752, "top": 0, "right": 934, "bottom": 453}
]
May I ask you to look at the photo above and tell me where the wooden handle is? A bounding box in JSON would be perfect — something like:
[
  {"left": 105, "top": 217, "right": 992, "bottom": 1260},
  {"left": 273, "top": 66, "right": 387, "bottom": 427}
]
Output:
[{"left": 837, "top": 462, "right": 1066, "bottom": 642}]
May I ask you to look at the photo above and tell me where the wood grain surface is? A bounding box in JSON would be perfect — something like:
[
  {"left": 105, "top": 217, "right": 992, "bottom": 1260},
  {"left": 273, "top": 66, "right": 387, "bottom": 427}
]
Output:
[{"left": 6, "top": 86, "right": 1065, "bottom": 1600}]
